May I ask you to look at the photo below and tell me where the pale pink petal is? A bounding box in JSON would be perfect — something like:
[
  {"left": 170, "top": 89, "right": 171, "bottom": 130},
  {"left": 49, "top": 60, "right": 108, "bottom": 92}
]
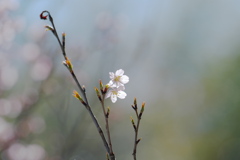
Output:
[
  {"left": 117, "top": 86, "right": 125, "bottom": 91},
  {"left": 108, "top": 82, "right": 117, "bottom": 88},
  {"left": 120, "top": 75, "right": 129, "bottom": 84},
  {"left": 107, "top": 80, "right": 114, "bottom": 86},
  {"left": 111, "top": 94, "right": 117, "bottom": 103},
  {"left": 105, "top": 90, "right": 112, "bottom": 99},
  {"left": 115, "top": 81, "right": 121, "bottom": 87},
  {"left": 109, "top": 72, "right": 115, "bottom": 79},
  {"left": 115, "top": 69, "right": 124, "bottom": 76},
  {"left": 117, "top": 91, "right": 127, "bottom": 99}
]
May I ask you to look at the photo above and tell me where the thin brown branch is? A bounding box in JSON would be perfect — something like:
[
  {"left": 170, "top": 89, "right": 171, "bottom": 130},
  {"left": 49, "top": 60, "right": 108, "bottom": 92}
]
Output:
[
  {"left": 132, "top": 113, "right": 141, "bottom": 160},
  {"left": 132, "top": 99, "right": 145, "bottom": 160},
  {"left": 100, "top": 94, "right": 115, "bottom": 158},
  {"left": 40, "top": 10, "right": 115, "bottom": 160}
]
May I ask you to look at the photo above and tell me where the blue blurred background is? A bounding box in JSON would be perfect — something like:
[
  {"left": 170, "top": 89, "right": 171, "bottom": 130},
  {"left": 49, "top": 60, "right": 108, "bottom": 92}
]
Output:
[{"left": 1, "top": 0, "right": 240, "bottom": 159}]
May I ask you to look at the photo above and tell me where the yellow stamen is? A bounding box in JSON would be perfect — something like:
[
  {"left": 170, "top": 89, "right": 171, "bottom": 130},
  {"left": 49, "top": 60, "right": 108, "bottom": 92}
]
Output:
[{"left": 114, "top": 76, "right": 121, "bottom": 82}]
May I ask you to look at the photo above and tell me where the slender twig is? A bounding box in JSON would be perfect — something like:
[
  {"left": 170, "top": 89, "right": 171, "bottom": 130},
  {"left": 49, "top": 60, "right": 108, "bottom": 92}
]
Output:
[
  {"left": 100, "top": 94, "right": 114, "bottom": 158},
  {"left": 131, "top": 99, "right": 145, "bottom": 160},
  {"left": 95, "top": 85, "right": 115, "bottom": 159},
  {"left": 40, "top": 10, "right": 115, "bottom": 160},
  {"left": 132, "top": 111, "right": 141, "bottom": 160}
]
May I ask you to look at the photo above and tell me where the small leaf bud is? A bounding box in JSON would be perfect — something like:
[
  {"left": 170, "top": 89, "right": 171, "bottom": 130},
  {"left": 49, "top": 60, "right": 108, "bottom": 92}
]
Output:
[
  {"left": 131, "top": 104, "right": 136, "bottom": 110},
  {"left": 130, "top": 116, "right": 136, "bottom": 131},
  {"left": 103, "top": 84, "right": 109, "bottom": 94},
  {"left": 106, "top": 153, "right": 110, "bottom": 160},
  {"left": 72, "top": 90, "right": 87, "bottom": 106},
  {"left": 99, "top": 80, "right": 104, "bottom": 93},
  {"left": 136, "top": 138, "right": 142, "bottom": 144},
  {"left": 65, "top": 57, "right": 73, "bottom": 72},
  {"left": 62, "top": 32, "right": 66, "bottom": 48},
  {"left": 139, "top": 102, "right": 145, "bottom": 118},
  {"left": 94, "top": 87, "right": 102, "bottom": 101},
  {"left": 134, "top": 97, "right": 137, "bottom": 109},
  {"left": 82, "top": 85, "right": 86, "bottom": 92},
  {"left": 45, "top": 25, "right": 54, "bottom": 31}
]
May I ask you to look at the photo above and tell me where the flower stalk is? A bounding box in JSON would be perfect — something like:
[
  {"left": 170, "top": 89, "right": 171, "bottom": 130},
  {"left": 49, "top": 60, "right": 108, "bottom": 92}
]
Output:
[{"left": 95, "top": 81, "right": 115, "bottom": 159}]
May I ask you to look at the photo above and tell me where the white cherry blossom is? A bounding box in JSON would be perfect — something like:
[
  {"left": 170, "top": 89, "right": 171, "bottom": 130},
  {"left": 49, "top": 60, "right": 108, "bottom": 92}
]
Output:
[
  {"left": 105, "top": 86, "right": 127, "bottom": 103},
  {"left": 108, "top": 69, "right": 129, "bottom": 87}
]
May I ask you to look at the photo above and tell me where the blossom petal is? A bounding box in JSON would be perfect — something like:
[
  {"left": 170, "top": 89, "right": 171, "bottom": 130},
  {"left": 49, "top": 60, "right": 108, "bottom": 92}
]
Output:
[
  {"left": 117, "top": 86, "right": 125, "bottom": 91},
  {"left": 109, "top": 72, "right": 115, "bottom": 79},
  {"left": 117, "top": 91, "right": 127, "bottom": 99},
  {"left": 107, "top": 80, "right": 114, "bottom": 86},
  {"left": 120, "top": 75, "right": 129, "bottom": 84},
  {"left": 111, "top": 94, "right": 117, "bottom": 103},
  {"left": 115, "top": 81, "right": 121, "bottom": 87},
  {"left": 105, "top": 90, "right": 112, "bottom": 99},
  {"left": 106, "top": 69, "right": 129, "bottom": 103},
  {"left": 115, "top": 69, "right": 124, "bottom": 76}
]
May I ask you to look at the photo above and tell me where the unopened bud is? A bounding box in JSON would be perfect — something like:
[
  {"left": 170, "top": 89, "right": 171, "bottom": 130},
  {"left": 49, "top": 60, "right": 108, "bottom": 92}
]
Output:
[
  {"left": 99, "top": 80, "right": 104, "bottom": 93},
  {"left": 94, "top": 87, "right": 102, "bottom": 101},
  {"left": 72, "top": 90, "right": 87, "bottom": 106},
  {"left": 106, "top": 153, "right": 110, "bottom": 160},
  {"left": 63, "top": 57, "right": 73, "bottom": 72},
  {"left": 45, "top": 25, "right": 54, "bottom": 31},
  {"left": 134, "top": 97, "right": 137, "bottom": 109},
  {"left": 81, "top": 85, "right": 85, "bottom": 92},
  {"left": 130, "top": 116, "right": 136, "bottom": 131},
  {"left": 131, "top": 104, "right": 136, "bottom": 110},
  {"left": 103, "top": 84, "right": 109, "bottom": 94},
  {"left": 66, "top": 57, "right": 73, "bottom": 72},
  {"left": 62, "top": 32, "right": 66, "bottom": 48},
  {"left": 136, "top": 138, "right": 142, "bottom": 144},
  {"left": 139, "top": 102, "right": 145, "bottom": 119},
  {"left": 73, "top": 90, "right": 81, "bottom": 100},
  {"left": 141, "top": 102, "right": 145, "bottom": 111}
]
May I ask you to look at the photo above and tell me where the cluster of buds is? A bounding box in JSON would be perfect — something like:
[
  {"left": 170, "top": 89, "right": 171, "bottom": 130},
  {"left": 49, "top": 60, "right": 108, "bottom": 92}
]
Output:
[{"left": 94, "top": 80, "right": 109, "bottom": 102}]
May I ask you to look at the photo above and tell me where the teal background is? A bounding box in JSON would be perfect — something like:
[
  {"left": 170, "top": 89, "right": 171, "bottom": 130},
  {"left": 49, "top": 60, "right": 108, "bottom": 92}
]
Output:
[{"left": 1, "top": 0, "right": 240, "bottom": 159}]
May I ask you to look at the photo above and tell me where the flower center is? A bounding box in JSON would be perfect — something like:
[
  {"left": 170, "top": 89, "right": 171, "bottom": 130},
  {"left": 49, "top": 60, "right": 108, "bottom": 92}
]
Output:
[
  {"left": 114, "top": 76, "right": 121, "bottom": 82},
  {"left": 112, "top": 91, "right": 118, "bottom": 95}
]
